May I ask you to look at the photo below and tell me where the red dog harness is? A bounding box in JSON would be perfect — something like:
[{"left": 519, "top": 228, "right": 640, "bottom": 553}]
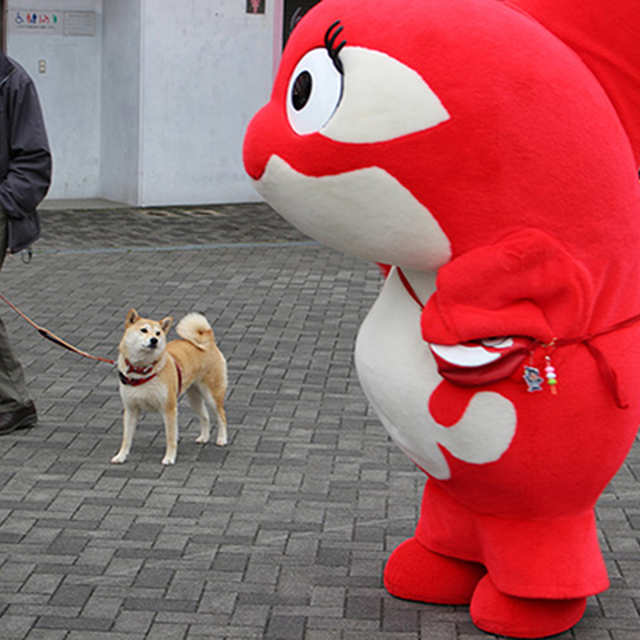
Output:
[
  {"left": 118, "top": 357, "right": 183, "bottom": 395},
  {"left": 118, "top": 359, "right": 157, "bottom": 387}
]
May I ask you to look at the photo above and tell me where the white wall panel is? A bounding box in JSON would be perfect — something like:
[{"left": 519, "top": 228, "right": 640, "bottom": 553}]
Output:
[
  {"left": 101, "top": 0, "right": 141, "bottom": 205},
  {"left": 138, "top": 0, "right": 274, "bottom": 205},
  {"left": 6, "top": 0, "right": 275, "bottom": 206}
]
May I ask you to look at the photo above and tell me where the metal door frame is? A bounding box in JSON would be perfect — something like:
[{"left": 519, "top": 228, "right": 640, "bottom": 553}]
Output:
[{"left": 0, "top": 0, "right": 5, "bottom": 52}]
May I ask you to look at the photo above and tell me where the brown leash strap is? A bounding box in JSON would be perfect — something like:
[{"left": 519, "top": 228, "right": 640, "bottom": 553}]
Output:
[{"left": 0, "top": 291, "right": 116, "bottom": 365}]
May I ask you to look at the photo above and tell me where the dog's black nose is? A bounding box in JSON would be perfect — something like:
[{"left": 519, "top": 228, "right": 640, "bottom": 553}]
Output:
[{"left": 149, "top": 337, "right": 158, "bottom": 347}]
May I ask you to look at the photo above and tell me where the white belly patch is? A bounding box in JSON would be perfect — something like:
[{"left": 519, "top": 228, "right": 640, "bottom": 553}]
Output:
[{"left": 354, "top": 268, "right": 517, "bottom": 480}]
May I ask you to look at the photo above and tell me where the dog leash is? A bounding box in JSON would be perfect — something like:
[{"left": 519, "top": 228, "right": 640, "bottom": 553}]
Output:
[{"left": 0, "top": 291, "right": 116, "bottom": 365}]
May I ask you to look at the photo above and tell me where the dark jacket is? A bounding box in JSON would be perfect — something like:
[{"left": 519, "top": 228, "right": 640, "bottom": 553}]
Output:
[{"left": 0, "top": 54, "right": 51, "bottom": 254}]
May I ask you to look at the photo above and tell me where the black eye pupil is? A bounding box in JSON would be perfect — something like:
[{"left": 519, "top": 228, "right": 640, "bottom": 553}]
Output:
[
  {"left": 141, "top": 328, "right": 147, "bottom": 333},
  {"left": 292, "top": 71, "right": 312, "bottom": 111}
]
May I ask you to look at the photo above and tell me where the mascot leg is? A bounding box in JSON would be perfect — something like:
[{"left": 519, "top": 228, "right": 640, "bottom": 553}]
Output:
[
  {"left": 470, "top": 575, "right": 587, "bottom": 639},
  {"left": 384, "top": 480, "right": 485, "bottom": 604},
  {"left": 384, "top": 536, "right": 486, "bottom": 604},
  {"left": 384, "top": 537, "right": 588, "bottom": 638},
  {"left": 387, "top": 481, "right": 596, "bottom": 637}
]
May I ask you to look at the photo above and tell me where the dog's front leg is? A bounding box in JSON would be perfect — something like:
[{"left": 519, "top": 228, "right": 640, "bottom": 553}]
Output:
[
  {"left": 111, "top": 406, "right": 140, "bottom": 463},
  {"left": 162, "top": 403, "right": 178, "bottom": 465}
]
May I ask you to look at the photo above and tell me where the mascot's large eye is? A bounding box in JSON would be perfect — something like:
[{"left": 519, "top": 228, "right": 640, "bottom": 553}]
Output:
[{"left": 286, "top": 48, "right": 343, "bottom": 135}]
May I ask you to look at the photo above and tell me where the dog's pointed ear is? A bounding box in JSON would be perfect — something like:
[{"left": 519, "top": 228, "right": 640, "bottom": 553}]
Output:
[
  {"left": 126, "top": 309, "right": 140, "bottom": 328},
  {"left": 161, "top": 317, "right": 173, "bottom": 335}
]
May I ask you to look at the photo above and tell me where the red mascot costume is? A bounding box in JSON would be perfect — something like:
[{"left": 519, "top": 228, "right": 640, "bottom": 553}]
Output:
[{"left": 243, "top": 0, "right": 640, "bottom": 636}]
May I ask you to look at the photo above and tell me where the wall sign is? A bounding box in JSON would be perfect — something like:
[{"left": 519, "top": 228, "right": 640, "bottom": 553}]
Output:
[
  {"left": 246, "top": 0, "right": 265, "bottom": 14},
  {"left": 10, "top": 10, "right": 62, "bottom": 34},
  {"left": 10, "top": 10, "right": 96, "bottom": 36},
  {"left": 64, "top": 12, "right": 96, "bottom": 36}
]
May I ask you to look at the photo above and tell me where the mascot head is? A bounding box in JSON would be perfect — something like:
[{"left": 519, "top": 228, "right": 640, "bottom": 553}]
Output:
[{"left": 244, "top": 0, "right": 640, "bottom": 278}]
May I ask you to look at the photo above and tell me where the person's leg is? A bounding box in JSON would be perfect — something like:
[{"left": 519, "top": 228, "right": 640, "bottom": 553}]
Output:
[{"left": 0, "top": 208, "right": 36, "bottom": 432}]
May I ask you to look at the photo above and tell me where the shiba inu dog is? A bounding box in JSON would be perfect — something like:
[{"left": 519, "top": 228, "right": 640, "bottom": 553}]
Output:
[{"left": 112, "top": 309, "right": 228, "bottom": 465}]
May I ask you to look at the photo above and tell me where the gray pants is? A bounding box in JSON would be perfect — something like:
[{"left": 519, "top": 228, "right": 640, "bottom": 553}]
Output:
[{"left": 0, "top": 209, "right": 31, "bottom": 411}]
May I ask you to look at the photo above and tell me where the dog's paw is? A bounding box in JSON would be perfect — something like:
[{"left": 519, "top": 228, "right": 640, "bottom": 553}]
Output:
[
  {"left": 195, "top": 434, "right": 210, "bottom": 444},
  {"left": 161, "top": 455, "right": 176, "bottom": 465},
  {"left": 215, "top": 435, "right": 228, "bottom": 447},
  {"left": 111, "top": 453, "right": 128, "bottom": 464}
]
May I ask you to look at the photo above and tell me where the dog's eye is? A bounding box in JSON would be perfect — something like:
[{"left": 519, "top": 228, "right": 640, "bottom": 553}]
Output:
[
  {"left": 155, "top": 331, "right": 161, "bottom": 337},
  {"left": 141, "top": 328, "right": 148, "bottom": 334}
]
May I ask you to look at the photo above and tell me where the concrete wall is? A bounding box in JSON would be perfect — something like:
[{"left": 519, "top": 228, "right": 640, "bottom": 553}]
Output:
[
  {"left": 6, "top": 0, "right": 276, "bottom": 206},
  {"left": 100, "top": 0, "right": 141, "bottom": 206},
  {"left": 7, "top": 0, "right": 103, "bottom": 200},
  {"left": 138, "top": 0, "right": 275, "bottom": 206}
]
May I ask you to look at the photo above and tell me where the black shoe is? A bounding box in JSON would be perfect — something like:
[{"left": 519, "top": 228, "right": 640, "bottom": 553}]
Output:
[{"left": 0, "top": 401, "right": 37, "bottom": 435}]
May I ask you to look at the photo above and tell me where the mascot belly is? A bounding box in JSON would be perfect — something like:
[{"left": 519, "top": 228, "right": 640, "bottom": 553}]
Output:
[
  {"left": 355, "top": 267, "right": 517, "bottom": 483},
  {"left": 243, "top": 0, "right": 640, "bottom": 636}
]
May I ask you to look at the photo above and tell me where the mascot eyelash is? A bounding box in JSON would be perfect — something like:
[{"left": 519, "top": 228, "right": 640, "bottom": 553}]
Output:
[{"left": 324, "top": 21, "right": 347, "bottom": 74}]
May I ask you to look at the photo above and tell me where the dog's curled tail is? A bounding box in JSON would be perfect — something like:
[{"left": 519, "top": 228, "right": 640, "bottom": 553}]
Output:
[{"left": 176, "top": 313, "right": 216, "bottom": 351}]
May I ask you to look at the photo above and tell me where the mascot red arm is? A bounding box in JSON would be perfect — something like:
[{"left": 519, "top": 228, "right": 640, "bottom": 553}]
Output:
[{"left": 243, "top": 0, "right": 640, "bottom": 637}]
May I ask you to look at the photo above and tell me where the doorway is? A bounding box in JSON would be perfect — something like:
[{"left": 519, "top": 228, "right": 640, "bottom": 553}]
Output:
[
  {"left": 0, "top": 0, "right": 4, "bottom": 52},
  {"left": 282, "top": 0, "right": 321, "bottom": 47}
]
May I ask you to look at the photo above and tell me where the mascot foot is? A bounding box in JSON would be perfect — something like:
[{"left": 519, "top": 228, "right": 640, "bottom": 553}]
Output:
[
  {"left": 470, "top": 575, "right": 587, "bottom": 639},
  {"left": 384, "top": 537, "right": 486, "bottom": 605}
]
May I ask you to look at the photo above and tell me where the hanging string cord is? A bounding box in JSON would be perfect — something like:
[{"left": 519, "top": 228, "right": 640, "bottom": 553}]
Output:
[
  {"left": 553, "top": 312, "right": 640, "bottom": 410},
  {"left": 0, "top": 291, "right": 116, "bottom": 365}
]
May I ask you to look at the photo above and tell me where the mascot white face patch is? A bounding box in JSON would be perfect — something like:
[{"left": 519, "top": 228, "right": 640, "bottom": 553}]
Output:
[
  {"left": 251, "top": 44, "right": 453, "bottom": 269},
  {"left": 256, "top": 156, "right": 451, "bottom": 270}
]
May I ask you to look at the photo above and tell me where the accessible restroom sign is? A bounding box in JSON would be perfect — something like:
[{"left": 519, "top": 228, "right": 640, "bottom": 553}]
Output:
[{"left": 10, "top": 10, "right": 96, "bottom": 36}]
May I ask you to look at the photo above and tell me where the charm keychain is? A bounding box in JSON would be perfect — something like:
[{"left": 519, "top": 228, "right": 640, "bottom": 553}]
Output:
[
  {"left": 523, "top": 339, "right": 558, "bottom": 395},
  {"left": 545, "top": 354, "right": 558, "bottom": 394},
  {"left": 543, "top": 339, "right": 558, "bottom": 395}
]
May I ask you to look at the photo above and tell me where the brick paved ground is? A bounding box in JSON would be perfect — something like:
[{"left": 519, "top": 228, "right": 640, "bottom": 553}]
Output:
[{"left": 0, "top": 203, "right": 635, "bottom": 639}]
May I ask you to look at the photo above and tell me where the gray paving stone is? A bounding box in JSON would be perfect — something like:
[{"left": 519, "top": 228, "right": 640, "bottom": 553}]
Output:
[
  {"left": 113, "top": 609, "right": 155, "bottom": 634},
  {"left": 35, "top": 615, "right": 112, "bottom": 631},
  {"left": 147, "top": 622, "right": 189, "bottom": 640},
  {"left": 265, "top": 614, "right": 307, "bottom": 639}
]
